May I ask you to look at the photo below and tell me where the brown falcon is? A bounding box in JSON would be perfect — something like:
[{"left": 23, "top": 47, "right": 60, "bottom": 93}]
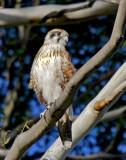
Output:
[{"left": 29, "top": 28, "right": 76, "bottom": 149}]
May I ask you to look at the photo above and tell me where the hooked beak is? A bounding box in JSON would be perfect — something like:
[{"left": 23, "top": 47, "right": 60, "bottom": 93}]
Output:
[{"left": 63, "top": 35, "right": 68, "bottom": 43}]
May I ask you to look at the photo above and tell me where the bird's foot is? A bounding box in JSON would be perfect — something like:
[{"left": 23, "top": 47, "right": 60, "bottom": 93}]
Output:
[
  {"left": 40, "top": 110, "right": 46, "bottom": 119},
  {"left": 40, "top": 103, "right": 52, "bottom": 119},
  {"left": 40, "top": 109, "right": 49, "bottom": 124},
  {"left": 45, "top": 104, "right": 51, "bottom": 109}
]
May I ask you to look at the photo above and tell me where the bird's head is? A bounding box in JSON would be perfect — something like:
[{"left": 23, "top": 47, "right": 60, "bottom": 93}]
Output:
[{"left": 44, "top": 29, "right": 69, "bottom": 46}]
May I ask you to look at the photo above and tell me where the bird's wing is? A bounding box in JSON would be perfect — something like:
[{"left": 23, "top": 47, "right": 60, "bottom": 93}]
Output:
[
  {"left": 57, "top": 51, "right": 76, "bottom": 149},
  {"left": 61, "top": 51, "right": 76, "bottom": 90},
  {"left": 29, "top": 49, "right": 47, "bottom": 105},
  {"left": 57, "top": 105, "right": 73, "bottom": 149},
  {"left": 29, "top": 70, "right": 46, "bottom": 104}
]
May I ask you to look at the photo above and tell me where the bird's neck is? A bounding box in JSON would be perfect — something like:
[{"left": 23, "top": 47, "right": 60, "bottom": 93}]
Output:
[
  {"left": 42, "top": 43, "right": 66, "bottom": 56},
  {"left": 45, "top": 43, "right": 65, "bottom": 49}
]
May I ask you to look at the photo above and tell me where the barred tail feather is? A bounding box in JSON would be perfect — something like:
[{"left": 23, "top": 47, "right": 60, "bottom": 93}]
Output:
[{"left": 57, "top": 105, "right": 73, "bottom": 149}]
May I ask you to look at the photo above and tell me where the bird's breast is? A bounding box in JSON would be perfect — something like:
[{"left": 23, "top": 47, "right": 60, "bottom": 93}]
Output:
[{"left": 33, "top": 56, "right": 65, "bottom": 104}]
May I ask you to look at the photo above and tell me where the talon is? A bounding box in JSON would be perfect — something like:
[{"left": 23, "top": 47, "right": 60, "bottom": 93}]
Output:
[
  {"left": 40, "top": 111, "right": 45, "bottom": 119},
  {"left": 46, "top": 102, "right": 53, "bottom": 109},
  {"left": 40, "top": 103, "right": 53, "bottom": 121},
  {"left": 46, "top": 105, "right": 50, "bottom": 109},
  {"left": 50, "top": 102, "right": 54, "bottom": 106},
  {"left": 45, "top": 104, "right": 48, "bottom": 108},
  {"left": 40, "top": 108, "right": 48, "bottom": 119},
  {"left": 39, "top": 109, "right": 48, "bottom": 123},
  {"left": 45, "top": 104, "right": 50, "bottom": 109}
]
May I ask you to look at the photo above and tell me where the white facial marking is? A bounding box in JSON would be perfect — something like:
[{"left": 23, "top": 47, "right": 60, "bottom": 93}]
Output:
[{"left": 44, "top": 30, "right": 69, "bottom": 47}]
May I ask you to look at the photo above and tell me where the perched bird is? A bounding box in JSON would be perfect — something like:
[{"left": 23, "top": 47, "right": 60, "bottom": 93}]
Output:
[{"left": 29, "top": 28, "right": 76, "bottom": 149}]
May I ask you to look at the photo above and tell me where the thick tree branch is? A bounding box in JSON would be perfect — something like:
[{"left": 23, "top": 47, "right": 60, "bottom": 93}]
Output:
[
  {"left": 0, "top": 1, "right": 118, "bottom": 27},
  {"left": 0, "top": 149, "right": 8, "bottom": 160},
  {"left": 73, "top": 105, "right": 126, "bottom": 122},
  {"left": 94, "top": 81, "right": 126, "bottom": 111},
  {"left": 5, "top": 0, "right": 126, "bottom": 159},
  {"left": 6, "top": 116, "right": 39, "bottom": 143}
]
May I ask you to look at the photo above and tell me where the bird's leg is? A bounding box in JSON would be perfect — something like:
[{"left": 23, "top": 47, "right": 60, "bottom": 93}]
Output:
[
  {"left": 40, "top": 102, "right": 54, "bottom": 119},
  {"left": 40, "top": 110, "right": 46, "bottom": 119},
  {"left": 40, "top": 107, "right": 49, "bottom": 119}
]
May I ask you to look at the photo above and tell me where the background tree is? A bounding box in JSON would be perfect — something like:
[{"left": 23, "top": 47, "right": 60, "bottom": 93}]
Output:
[{"left": 0, "top": 0, "right": 126, "bottom": 159}]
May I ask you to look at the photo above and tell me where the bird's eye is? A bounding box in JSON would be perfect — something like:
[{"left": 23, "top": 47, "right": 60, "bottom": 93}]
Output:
[{"left": 56, "top": 32, "right": 61, "bottom": 36}]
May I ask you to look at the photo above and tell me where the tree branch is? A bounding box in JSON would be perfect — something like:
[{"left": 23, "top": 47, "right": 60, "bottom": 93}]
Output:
[
  {"left": 103, "top": 0, "right": 120, "bottom": 4},
  {"left": 94, "top": 81, "right": 126, "bottom": 111},
  {"left": 68, "top": 152, "right": 126, "bottom": 160},
  {"left": 0, "top": 149, "right": 8, "bottom": 160},
  {"left": 74, "top": 70, "right": 116, "bottom": 104},
  {"left": 0, "top": 1, "right": 118, "bottom": 27},
  {"left": 6, "top": 116, "right": 39, "bottom": 143},
  {"left": 73, "top": 105, "right": 126, "bottom": 122},
  {"left": 5, "top": 105, "right": 126, "bottom": 145},
  {"left": 2, "top": 106, "right": 126, "bottom": 159},
  {"left": 105, "top": 119, "right": 125, "bottom": 152},
  {"left": 5, "top": 0, "right": 126, "bottom": 159},
  {"left": 100, "top": 105, "right": 126, "bottom": 122}
]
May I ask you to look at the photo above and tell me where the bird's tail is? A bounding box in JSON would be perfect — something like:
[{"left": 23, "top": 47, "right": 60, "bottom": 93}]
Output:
[{"left": 56, "top": 105, "right": 73, "bottom": 149}]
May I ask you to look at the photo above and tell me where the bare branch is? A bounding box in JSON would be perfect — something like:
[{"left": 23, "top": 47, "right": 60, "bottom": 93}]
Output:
[
  {"left": 105, "top": 120, "right": 124, "bottom": 152},
  {"left": 5, "top": 0, "right": 126, "bottom": 159},
  {"left": 1, "top": 150, "right": 126, "bottom": 160},
  {"left": 2, "top": 86, "right": 20, "bottom": 129},
  {"left": 103, "top": 0, "right": 120, "bottom": 4},
  {"left": 0, "top": 1, "right": 118, "bottom": 27},
  {"left": 95, "top": 81, "right": 126, "bottom": 111},
  {"left": 100, "top": 105, "right": 126, "bottom": 122},
  {"left": 68, "top": 152, "right": 126, "bottom": 160},
  {"left": 5, "top": 105, "right": 126, "bottom": 144},
  {"left": 74, "top": 70, "right": 116, "bottom": 104},
  {"left": 0, "top": 149, "right": 8, "bottom": 160},
  {"left": 73, "top": 105, "right": 126, "bottom": 122},
  {"left": 6, "top": 116, "right": 39, "bottom": 143}
]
